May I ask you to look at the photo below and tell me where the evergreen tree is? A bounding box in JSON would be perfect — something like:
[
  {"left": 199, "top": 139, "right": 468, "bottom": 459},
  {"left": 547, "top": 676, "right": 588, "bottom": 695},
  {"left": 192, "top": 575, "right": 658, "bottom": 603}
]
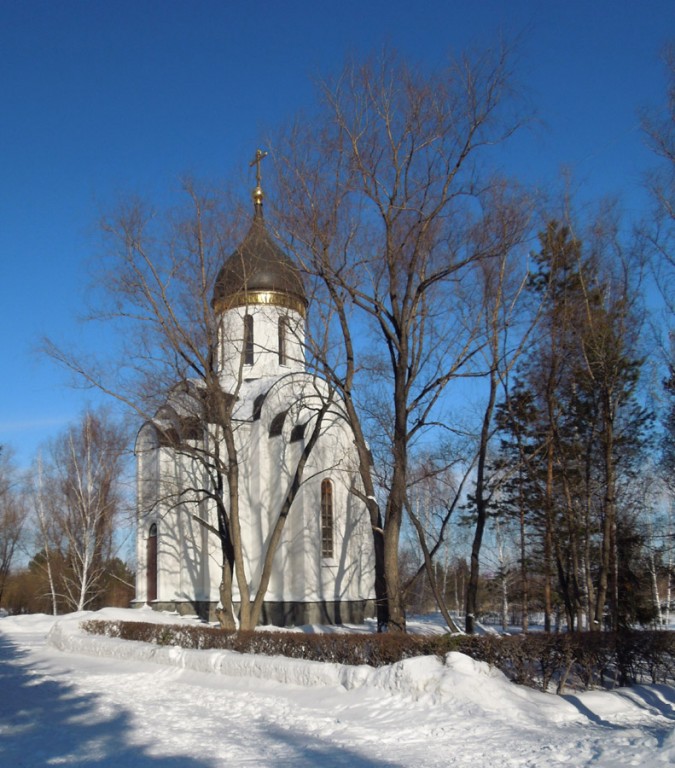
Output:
[{"left": 494, "top": 220, "right": 651, "bottom": 630}]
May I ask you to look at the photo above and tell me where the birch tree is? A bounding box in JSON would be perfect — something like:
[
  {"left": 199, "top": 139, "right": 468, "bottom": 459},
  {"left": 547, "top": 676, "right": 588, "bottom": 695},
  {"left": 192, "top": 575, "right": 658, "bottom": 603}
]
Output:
[
  {"left": 33, "top": 410, "right": 127, "bottom": 612},
  {"left": 31, "top": 453, "right": 60, "bottom": 614}
]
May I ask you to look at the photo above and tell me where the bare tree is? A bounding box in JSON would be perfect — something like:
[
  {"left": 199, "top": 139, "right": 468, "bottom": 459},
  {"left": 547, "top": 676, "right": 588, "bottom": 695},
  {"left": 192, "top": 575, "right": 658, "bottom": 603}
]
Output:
[
  {"left": 31, "top": 410, "right": 127, "bottom": 612},
  {"left": 31, "top": 453, "right": 60, "bottom": 614},
  {"left": 642, "top": 45, "right": 675, "bottom": 603},
  {"left": 47, "top": 180, "right": 343, "bottom": 630},
  {"left": 463, "top": 187, "right": 535, "bottom": 633},
  {"left": 403, "top": 455, "right": 467, "bottom": 631},
  {"left": 273, "top": 45, "right": 530, "bottom": 631},
  {"left": 641, "top": 42, "right": 674, "bottom": 317}
]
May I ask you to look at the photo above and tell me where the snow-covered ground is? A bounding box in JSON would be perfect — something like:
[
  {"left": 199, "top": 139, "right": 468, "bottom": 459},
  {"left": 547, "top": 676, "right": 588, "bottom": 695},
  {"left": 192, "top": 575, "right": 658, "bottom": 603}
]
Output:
[{"left": 1, "top": 608, "right": 674, "bottom": 767}]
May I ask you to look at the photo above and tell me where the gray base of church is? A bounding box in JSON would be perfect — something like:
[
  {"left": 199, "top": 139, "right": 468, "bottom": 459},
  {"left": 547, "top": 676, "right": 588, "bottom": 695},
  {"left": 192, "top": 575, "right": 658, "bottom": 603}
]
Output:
[{"left": 131, "top": 598, "right": 376, "bottom": 626}]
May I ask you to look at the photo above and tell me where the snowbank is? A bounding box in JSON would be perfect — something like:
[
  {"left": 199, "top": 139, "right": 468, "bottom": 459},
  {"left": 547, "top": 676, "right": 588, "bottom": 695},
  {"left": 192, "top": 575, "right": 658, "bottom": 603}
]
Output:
[
  {"left": 45, "top": 609, "right": 448, "bottom": 696},
  {"left": 40, "top": 607, "right": 584, "bottom": 727}
]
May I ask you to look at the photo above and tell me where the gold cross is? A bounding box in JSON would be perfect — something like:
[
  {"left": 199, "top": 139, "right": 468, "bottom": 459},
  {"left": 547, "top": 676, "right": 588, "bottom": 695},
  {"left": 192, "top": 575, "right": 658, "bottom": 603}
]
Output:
[{"left": 249, "top": 148, "right": 269, "bottom": 188}]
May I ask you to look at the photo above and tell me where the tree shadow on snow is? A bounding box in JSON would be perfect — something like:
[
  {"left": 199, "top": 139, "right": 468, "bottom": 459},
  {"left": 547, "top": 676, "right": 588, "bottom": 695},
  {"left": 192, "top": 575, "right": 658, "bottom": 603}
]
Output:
[
  {"left": 563, "top": 683, "right": 675, "bottom": 733},
  {"left": 258, "top": 722, "right": 404, "bottom": 767},
  {"left": 0, "top": 632, "right": 211, "bottom": 768},
  {"left": 560, "top": 695, "right": 624, "bottom": 729},
  {"left": 615, "top": 685, "right": 675, "bottom": 721}
]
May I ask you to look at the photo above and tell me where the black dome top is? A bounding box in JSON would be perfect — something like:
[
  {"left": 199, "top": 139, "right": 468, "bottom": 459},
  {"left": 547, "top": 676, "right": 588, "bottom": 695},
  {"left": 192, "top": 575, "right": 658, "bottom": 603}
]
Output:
[{"left": 212, "top": 205, "right": 307, "bottom": 315}]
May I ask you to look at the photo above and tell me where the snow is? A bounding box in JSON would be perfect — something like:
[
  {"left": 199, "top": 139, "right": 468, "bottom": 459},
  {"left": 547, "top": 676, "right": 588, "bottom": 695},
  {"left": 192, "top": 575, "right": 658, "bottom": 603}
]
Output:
[{"left": 1, "top": 609, "right": 674, "bottom": 767}]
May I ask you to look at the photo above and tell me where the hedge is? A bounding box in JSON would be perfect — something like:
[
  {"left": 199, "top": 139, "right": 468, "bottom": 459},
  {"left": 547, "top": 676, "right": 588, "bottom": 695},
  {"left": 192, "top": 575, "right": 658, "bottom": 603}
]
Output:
[{"left": 81, "top": 619, "right": 675, "bottom": 693}]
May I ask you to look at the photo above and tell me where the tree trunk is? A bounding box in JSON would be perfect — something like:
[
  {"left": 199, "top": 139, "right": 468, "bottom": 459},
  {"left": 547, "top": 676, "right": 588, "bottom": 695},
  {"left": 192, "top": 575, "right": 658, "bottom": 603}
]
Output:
[
  {"left": 648, "top": 534, "right": 663, "bottom": 626},
  {"left": 383, "top": 486, "right": 406, "bottom": 632},
  {"left": 501, "top": 574, "right": 509, "bottom": 632},
  {"left": 466, "top": 366, "right": 498, "bottom": 634},
  {"left": 594, "top": 391, "right": 616, "bottom": 630},
  {"left": 543, "top": 422, "right": 555, "bottom": 633},
  {"left": 215, "top": 499, "right": 236, "bottom": 631},
  {"left": 383, "top": 354, "right": 410, "bottom": 634},
  {"left": 220, "top": 420, "right": 251, "bottom": 629},
  {"left": 343, "top": 397, "right": 389, "bottom": 631},
  {"left": 406, "top": 502, "right": 462, "bottom": 632},
  {"left": 518, "top": 478, "right": 529, "bottom": 632},
  {"left": 583, "top": 486, "right": 597, "bottom": 630}
]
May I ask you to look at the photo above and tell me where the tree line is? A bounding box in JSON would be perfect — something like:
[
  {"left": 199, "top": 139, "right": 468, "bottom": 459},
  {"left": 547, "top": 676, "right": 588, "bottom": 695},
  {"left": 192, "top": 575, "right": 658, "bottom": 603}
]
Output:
[{"left": 1, "top": 412, "right": 134, "bottom": 614}]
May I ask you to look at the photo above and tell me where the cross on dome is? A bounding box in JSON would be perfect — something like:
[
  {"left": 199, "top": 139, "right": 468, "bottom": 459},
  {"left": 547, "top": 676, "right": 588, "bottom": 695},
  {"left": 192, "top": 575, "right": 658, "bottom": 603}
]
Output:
[
  {"left": 250, "top": 148, "right": 268, "bottom": 207},
  {"left": 211, "top": 149, "right": 307, "bottom": 317}
]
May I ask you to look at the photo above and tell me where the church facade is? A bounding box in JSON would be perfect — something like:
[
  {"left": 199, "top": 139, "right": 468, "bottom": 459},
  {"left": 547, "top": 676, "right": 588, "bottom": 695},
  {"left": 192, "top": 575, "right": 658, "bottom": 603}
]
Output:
[{"left": 133, "top": 174, "right": 376, "bottom": 626}]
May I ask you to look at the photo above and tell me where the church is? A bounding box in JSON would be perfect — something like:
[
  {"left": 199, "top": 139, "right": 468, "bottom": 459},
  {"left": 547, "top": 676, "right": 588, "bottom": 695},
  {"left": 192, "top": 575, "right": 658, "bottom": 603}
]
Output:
[{"left": 133, "top": 157, "right": 376, "bottom": 626}]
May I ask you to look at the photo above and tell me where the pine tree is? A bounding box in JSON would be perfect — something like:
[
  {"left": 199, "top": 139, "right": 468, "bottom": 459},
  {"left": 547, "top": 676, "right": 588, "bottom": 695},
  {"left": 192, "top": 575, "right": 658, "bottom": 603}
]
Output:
[{"left": 494, "top": 220, "right": 651, "bottom": 630}]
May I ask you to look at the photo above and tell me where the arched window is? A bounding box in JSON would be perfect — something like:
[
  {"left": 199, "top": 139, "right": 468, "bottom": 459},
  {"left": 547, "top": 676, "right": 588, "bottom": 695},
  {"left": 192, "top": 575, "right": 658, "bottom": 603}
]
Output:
[
  {"left": 269, "top": 409, "right": 288, "bottom": 438},
  {"left": 252, "top": 393, "right": 265, "bottom": 421},
  {"left": 146, "top": 523, "right": 158, "bottom": 602},
  {"left": 320, "top": 479, "right": 334, "bottom": 559},
  {"left": 278, "top": 316, "right": 288, "bottom": 365},
  {"left": 244, "top": 314, "right": 254, "bottom": 366}
]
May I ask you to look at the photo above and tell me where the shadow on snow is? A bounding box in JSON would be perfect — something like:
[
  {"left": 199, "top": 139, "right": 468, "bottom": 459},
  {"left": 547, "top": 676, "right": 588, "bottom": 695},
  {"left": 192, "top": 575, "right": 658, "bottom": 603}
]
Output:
[
  {"left": 563, "top": 683, "right": 675, "bottom": 744},
  {"left": 253, "top": 721, "right": 402, "bottom": 767},
  {"left": 0, "top": 631, "right": 209, "bottom": 768}
]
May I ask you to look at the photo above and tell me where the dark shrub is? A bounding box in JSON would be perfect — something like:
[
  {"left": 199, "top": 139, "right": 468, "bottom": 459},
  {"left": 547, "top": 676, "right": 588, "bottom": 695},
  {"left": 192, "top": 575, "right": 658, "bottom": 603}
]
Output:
[{"left": 80, "top": 620, "right": 675, "bottom": 692}]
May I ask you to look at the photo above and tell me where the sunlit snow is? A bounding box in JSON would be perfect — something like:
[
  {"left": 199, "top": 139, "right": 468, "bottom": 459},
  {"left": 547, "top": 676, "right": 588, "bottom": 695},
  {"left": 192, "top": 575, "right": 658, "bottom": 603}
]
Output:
[{"left": 1, "top": 608, "right": 673, "bottom": 767}]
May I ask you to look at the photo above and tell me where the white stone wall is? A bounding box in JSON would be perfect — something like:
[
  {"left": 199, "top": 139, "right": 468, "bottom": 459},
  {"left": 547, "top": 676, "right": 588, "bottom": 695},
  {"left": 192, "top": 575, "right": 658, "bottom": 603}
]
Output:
[
  {"left": 135, "top": 296, "right": 375, "bottom": 622},
  {"left": 217, "top": 304, "right": 305, "bottom": 390}
]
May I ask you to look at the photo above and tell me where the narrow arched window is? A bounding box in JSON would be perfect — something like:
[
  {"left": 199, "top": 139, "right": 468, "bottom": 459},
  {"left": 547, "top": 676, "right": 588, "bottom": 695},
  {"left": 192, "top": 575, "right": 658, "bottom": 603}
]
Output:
[
  {"left": 320, "top": 479, "right": 334, "bottom": 559},
  {"left": 269, "top": 409, "right": 288, "bottom": 438},
  {"left": 278, "top": 316, "right": 288, "bottom": 365},
  {"left": 244, "top": 314, "right": 254, "bottom": 366},
  {"left": 146, "top": 523, "right": 158, "bottom": 602}
]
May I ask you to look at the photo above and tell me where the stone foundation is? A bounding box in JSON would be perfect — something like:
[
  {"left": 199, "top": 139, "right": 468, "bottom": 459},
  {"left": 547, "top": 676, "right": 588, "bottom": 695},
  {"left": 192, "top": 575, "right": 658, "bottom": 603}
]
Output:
[{"left": 131, "top": 598, "right": 376, "bottom": 626}]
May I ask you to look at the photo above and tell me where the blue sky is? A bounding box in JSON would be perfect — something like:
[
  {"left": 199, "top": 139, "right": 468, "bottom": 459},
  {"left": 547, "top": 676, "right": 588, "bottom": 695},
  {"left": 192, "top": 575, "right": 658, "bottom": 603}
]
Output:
[{"left": 0, "top": 0, "right": 672, "bottom": 467}]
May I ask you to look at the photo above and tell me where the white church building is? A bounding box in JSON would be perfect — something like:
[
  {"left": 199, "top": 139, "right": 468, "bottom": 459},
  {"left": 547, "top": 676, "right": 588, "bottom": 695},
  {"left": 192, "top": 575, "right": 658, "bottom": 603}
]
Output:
[{"left": 133, "top": 168, "right": 376, "bottom": 626}]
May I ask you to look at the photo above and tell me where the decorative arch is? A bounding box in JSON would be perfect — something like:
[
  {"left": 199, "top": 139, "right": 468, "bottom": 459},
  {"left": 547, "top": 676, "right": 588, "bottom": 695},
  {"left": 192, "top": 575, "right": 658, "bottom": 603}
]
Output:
[
  {"left": 320, "top": 479, "right": 334, "bottom": 559},
  {"left": 146, "top": 523, "right": 158, "bottom": 602}
]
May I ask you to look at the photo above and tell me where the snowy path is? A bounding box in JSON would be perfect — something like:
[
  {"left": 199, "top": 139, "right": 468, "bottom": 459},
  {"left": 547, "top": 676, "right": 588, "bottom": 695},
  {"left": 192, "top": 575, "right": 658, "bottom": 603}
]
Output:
[{"left": 1, "top": 611, "right": 674, "bottom": 767}]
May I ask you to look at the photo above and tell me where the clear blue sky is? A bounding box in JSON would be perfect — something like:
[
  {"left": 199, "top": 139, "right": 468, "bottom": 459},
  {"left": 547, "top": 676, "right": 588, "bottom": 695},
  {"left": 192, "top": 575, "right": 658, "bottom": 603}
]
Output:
[{"left": 0, "top": 0, "right": 672, "bottom": 467}]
